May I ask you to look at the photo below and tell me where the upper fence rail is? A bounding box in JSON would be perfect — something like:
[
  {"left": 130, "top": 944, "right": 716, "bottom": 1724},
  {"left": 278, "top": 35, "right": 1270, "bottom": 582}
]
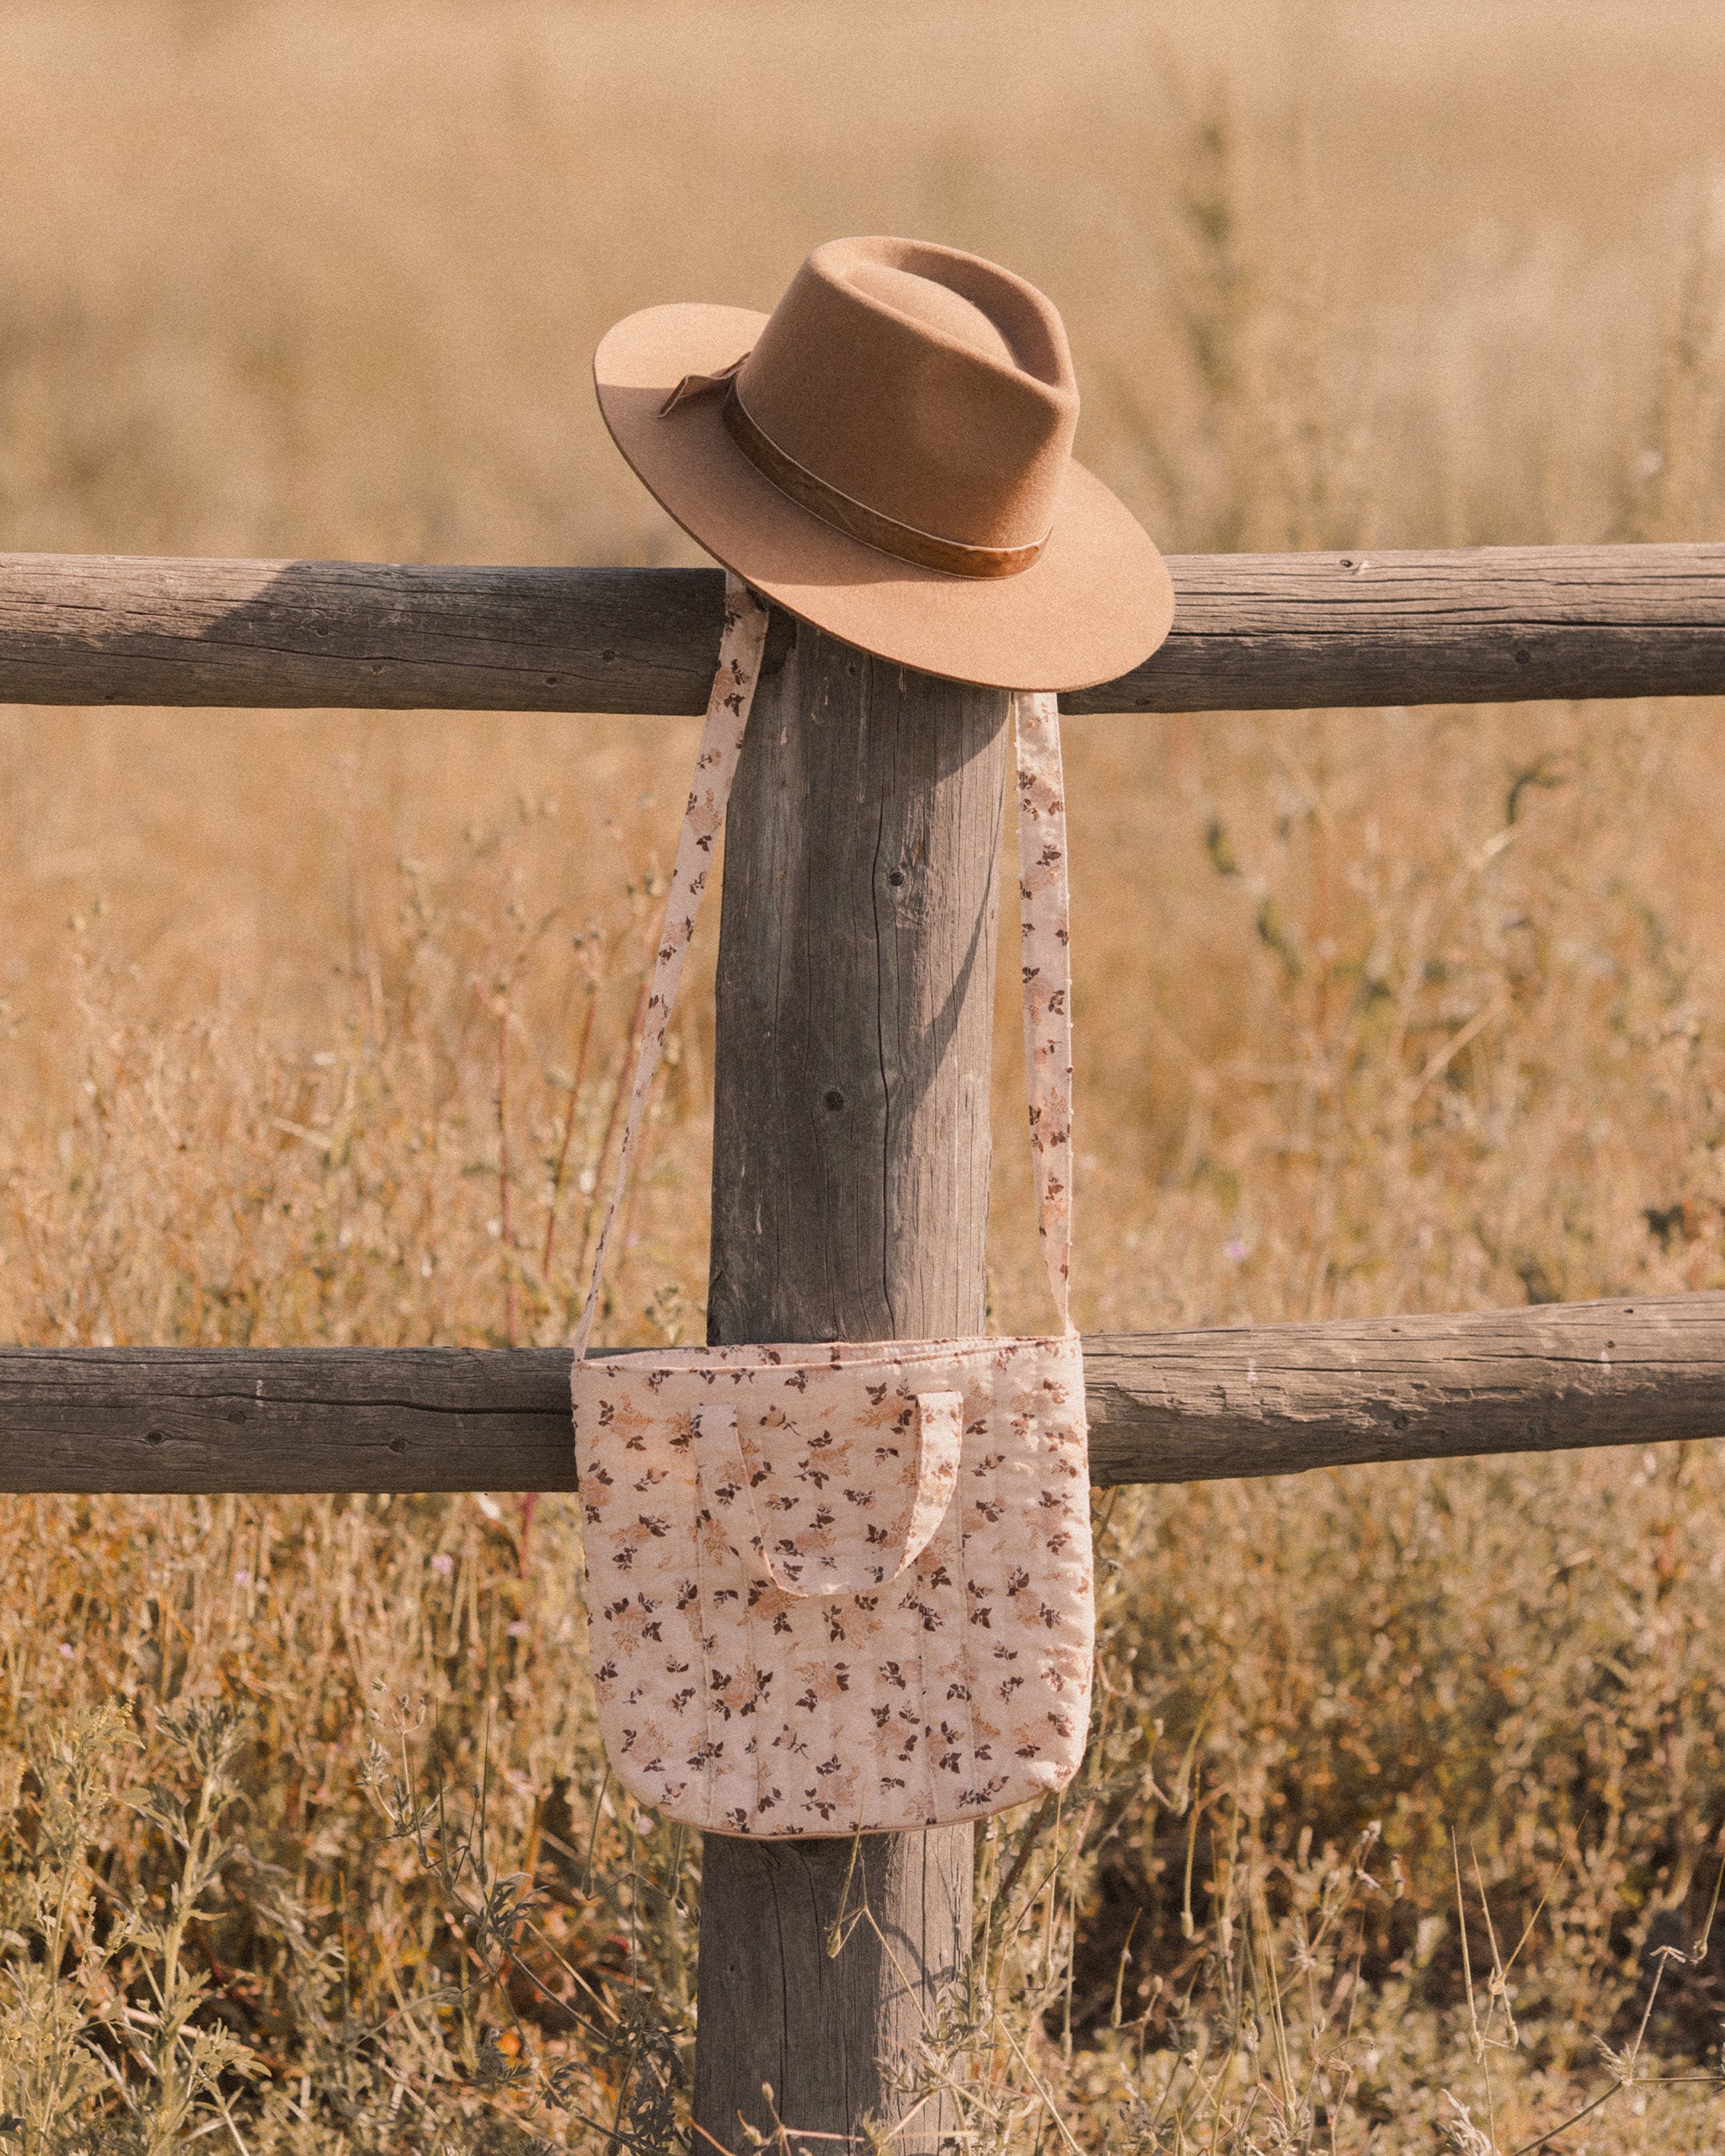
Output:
[{"left": 3, "top": 543, "right": 1724, "bottom": 713}]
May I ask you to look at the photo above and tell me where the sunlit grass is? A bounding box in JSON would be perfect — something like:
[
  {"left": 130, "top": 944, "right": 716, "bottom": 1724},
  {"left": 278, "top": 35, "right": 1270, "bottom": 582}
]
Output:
[{"left": 2, "top": 3, "right": 1724, "bottom": 2148}]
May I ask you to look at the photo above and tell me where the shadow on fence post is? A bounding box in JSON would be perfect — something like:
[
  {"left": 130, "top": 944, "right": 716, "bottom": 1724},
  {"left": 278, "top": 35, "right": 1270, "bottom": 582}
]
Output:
[{"left": 693, "top": 609, "right": 1009, "bottom": 2153}]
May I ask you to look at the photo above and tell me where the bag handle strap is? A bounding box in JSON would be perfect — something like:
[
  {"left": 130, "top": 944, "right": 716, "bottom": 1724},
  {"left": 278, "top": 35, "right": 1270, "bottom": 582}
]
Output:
[
  {"left": 574, "top": 574, "right": 1076, "bottom": 1358},
  {"left": 693, "top": 1393, "right": 963, "bottom": 1598}
]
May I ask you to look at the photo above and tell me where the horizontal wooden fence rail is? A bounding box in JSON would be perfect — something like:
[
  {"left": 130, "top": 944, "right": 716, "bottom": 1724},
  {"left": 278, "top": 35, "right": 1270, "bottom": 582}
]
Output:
[
  {"left": 2, "top": 544, "right": 1723, "bottom": 714},
  {"left": 2, "top": 1294, "right": 1720, "bottom": 1494}
]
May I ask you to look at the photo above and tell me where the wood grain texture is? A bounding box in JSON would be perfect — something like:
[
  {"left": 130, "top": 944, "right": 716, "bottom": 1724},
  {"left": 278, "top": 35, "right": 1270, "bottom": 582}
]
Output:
[
  {"left": 1081, "top": 1294, "right": 1725, "bottom": 1485},
  {"left": 692, "top": 1826, "right": 972, "bottom": 2156},
  {"left": 707, "top": 616, "right": 1008, "bottom": 1342},
  {"left": 695, "top": 613, "right": 1007, "bottom": 2156},
  {"left": 3, "top": 545, "right": 1722, "bottom": 714},
  {"left": 1073, "top": 543, "right": 1725, "bottom": 712},
  {"left": 2, "top": 1297, "right": 1722, "bottom": 1493},
  {"left": 0, "top": 556, "right": 734, "bottom": 715},
  {"left": 0, "top": 1344, "right": 575, "bottom": 1493}
]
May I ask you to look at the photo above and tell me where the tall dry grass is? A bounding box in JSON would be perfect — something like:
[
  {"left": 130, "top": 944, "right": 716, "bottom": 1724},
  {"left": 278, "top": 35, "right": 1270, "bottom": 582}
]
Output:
[{"left": 3, "top": 3, "right": 1725, "bottom": 2148}]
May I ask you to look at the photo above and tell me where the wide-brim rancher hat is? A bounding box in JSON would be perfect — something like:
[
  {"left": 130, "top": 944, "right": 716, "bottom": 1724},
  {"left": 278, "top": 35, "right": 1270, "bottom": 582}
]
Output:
[{"left": 594, "top": 235, "right": 1174, "bottom": 692}]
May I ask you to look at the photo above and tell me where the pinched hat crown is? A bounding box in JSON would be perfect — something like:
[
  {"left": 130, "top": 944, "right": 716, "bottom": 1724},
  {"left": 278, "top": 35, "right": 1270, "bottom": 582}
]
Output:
[{"left": 733, "top": 237, "right": 1080, "bottom": 572}]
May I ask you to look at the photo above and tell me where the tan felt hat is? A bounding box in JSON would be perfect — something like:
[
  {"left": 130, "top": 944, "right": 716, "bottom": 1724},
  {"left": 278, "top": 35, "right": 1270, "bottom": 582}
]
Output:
[{"left": 594, "top": 236, "right": 1174, "bottom": 692}]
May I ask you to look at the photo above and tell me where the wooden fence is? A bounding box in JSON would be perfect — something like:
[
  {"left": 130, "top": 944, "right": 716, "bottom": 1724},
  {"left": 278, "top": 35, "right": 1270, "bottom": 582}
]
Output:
[
  {"left": 4, "top": 1294, "right": 1725, "bottom": 1493},
  {"left": 3, "top": 540, "right": 1725, "bottom": 2153},
  {"left": 4, "top": 539, "right": 1723, "bottom": 1500},
  {"left": 3, "top": 543, "right": 1722, "bottom": 715}
]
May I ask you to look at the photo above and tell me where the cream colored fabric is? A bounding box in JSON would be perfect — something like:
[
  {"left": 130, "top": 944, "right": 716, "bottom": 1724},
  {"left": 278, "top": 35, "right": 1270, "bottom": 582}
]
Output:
[
  {"left": 572, "top": 572, "right": 1093, "bottom": 1837},
  {"left": 572, "top": 577, "right": 771, "bottom": 1366}
]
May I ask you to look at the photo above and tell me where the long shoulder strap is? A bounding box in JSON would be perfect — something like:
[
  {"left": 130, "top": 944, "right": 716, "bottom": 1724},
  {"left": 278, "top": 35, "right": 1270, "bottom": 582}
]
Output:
[
  {"left": 574, "top": 575, "right": 771, "bottom": 1359},
  {"left": 574, "top": 580, "right": 1077, "bottom": 1357},
  {"left": 1014, "top": 691, "right": 1075, "bottom": 1335}
]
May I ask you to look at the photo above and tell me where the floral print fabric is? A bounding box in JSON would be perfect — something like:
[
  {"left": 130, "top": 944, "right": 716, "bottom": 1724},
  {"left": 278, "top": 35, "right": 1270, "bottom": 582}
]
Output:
[
  {"left": 572, "top": 573, "right": 1093, "bottom": 1838},
  {"left": 574, "top": 576, "right": 771, "bottom": 1364},
  {"left": 1015, "top": 691, "right": 1074, "bottom": 1331},
  {"left": 577, "top": 1334, "right": 1091, "bottom": 1835}
]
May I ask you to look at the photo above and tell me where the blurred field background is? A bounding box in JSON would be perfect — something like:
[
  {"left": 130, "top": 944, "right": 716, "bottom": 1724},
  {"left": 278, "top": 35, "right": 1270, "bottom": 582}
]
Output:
[{"left": 3, "top": 1, "right": 1725, "bottom": 2148}]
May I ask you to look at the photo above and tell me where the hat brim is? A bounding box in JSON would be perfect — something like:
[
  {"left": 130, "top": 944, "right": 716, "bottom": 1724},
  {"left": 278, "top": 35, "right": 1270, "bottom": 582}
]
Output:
[{"left": 595, "top": 303, "right": 1174, "bottom": 694}]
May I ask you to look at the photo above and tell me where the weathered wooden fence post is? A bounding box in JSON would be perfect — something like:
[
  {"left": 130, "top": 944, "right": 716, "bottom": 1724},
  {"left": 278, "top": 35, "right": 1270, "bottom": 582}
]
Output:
[{"left": 692, "top": 611, "right": 1010, "bottom": 2153}]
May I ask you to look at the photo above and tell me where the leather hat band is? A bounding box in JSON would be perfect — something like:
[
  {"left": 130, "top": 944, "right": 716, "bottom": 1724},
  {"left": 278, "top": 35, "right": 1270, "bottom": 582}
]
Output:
[
  {"left": 658, "top": 356, "right": 1048, "bottom": 580},
  {"left": 722, "top": 386, "right": 1047, "bottom": 579}
]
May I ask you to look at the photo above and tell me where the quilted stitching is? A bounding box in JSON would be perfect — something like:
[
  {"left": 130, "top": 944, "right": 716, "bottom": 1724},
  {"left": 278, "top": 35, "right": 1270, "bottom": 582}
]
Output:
[{"left": 577, "top": 1337, "right": 1092, "bottom": 1834}]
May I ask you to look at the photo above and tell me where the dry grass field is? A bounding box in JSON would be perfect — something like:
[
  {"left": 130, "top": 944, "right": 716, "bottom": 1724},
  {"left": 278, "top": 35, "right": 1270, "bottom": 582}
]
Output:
[{"left": 3, "top": 2, "right": 1725, "bottom": 2148}]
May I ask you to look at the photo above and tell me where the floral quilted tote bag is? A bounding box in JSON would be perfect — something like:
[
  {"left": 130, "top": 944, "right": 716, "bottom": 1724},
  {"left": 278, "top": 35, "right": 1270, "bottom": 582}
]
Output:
[{"left": 571, "top": 574, "right": 1093, "bottom": 1838}]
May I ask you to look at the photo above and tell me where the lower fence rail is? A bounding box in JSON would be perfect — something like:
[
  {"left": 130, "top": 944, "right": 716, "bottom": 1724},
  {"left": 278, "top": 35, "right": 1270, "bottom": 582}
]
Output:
[{"left": 1, "top": 1292, "right": 1719, "bottom": 1493}]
